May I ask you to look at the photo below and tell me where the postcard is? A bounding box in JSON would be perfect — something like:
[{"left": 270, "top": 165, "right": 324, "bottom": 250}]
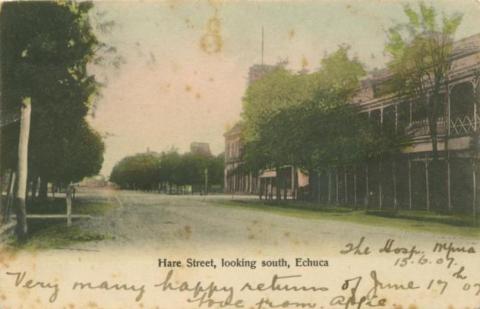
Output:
[{"left": 1, "top": 0, "right": 480, "bottom": 308}]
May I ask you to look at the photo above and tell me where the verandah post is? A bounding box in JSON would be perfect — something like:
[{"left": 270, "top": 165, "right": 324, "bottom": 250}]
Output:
[
  {"left": 393, "top": 160, "right": 398, "bottom": 210},
  {"left": 353, "top": 167, "right": 357, "bottom": 208},
  {"left": 378, "top": 162, "right": 383, "bottom": 210},
  {"left": 447, "top": 159, "right": 452, "bottom": 211},
  {"left": 317, "top": 171, "right": 322, "bottom": 202},
  {"left": 425, "top": 159, "right": 430, "bottom": 211},
  {"left": 328, "top": 170, "right": 332, "bottom": 204},
  {"left": 408, "top": 159, "right": 412, "bottom": 210},
  {"left": 473, "top": 160, "right": 477, "bottom": 225},
  {"left": 344, "top": 166, "right": 348, "bottom": 204},
  {"left": 365, "top": 164, "right": 369, "bottom": 208},
  {"left": 335, "top": 168, "right": 339, "bottom": 204}
]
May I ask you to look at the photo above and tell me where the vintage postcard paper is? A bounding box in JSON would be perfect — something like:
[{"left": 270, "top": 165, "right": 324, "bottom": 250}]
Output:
[{"left": 1, "top": 0, "right": 480, "bottom": 308}]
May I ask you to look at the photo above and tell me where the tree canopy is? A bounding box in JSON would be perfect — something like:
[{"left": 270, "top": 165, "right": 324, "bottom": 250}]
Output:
[
  {"left": 0, "top": 1, "right": 107, "bottom": 185},
  {"left": 385, "top": 2, "right": 463, "bottom": 157},
  {"left": 241, "top": 46, "right": 403, "bottom": 175}
]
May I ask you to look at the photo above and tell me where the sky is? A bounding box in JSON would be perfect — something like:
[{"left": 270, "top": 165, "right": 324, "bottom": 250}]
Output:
[{"left": 88, "top": 0, "right": 480, "bottom": 175}]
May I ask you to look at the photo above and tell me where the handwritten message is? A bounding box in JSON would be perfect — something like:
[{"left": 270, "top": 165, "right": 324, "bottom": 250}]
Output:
[{"left": 3, "top": 237, "right": 480, "bottom": 308}]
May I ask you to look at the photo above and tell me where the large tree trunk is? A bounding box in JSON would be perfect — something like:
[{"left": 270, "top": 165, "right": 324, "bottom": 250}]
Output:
[
  {"left": 275, "top": 167, "right": 281, "bottom": 201},
  {"left": 14, "top": 98, "right": 31, "bottom": 242},
  {"left": 428, "top": 89, "right": 444, "bottom": 210},
  {"left": 428, "top": 87, "right": 442, "bottom": 160},
  {"left": 293, "top": 166, "right": 298, "bottom": 200},
  {"left": 309, "top": 170, "right": 318, "bottom": 201}
]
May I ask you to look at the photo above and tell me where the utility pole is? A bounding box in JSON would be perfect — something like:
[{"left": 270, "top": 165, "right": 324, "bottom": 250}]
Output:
[
  {"left": 204, "top": 168, "right": 208, "bottom": 195},
  {"left": 261, "top": 26, "right": 264, "bottom": 65},
  {"left": 15, "top": 97, "right": 31, "bottom": 241}
]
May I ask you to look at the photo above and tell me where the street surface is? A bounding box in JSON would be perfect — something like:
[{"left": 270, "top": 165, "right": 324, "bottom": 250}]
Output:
[{"left": 74, "top": 187, "right": 473, "bottom": 253}]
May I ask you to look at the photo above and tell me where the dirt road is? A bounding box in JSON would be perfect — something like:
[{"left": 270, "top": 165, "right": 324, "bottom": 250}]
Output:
[{"left": 75, "top": 188, "right": 474, "bottom": 253}]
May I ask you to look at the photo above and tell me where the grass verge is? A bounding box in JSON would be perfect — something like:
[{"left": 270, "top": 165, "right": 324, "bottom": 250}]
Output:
[
  {"left": 8, "top": 220, "right": 111, "bottom": 251},
  {"left": 214, "top": 199, "right": 480, "bottom": 238},
  {"left": 9, "top": 198, "right": 117, "bottom": 250}
]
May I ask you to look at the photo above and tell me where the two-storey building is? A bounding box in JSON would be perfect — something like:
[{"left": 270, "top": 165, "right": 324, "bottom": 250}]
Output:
[{"left": 314, "top": 33, "right": 480, "bottom": 214}]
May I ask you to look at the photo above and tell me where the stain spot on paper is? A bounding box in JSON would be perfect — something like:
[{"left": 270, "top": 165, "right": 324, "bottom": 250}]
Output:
[
  {"left": 288, "top": 29, "right": 296, "bottom": 40},
  {"left": 301, "top": 56, "right": 309, "bottom": 69},
  {"left": 200, "top": 1, "right": 223, "bottom": 54}
]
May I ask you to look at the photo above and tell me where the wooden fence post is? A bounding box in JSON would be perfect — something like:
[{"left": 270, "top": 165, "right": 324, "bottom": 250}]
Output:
[
  {"left": 66, "top": 185, "right": 73, "bottom": 227},
  {"left": 3, "top": 171, "right": 16, "bottom": 223}
]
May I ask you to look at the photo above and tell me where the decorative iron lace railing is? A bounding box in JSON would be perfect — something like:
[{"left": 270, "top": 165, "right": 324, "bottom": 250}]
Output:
[
  {"left": 405, "top": 117, "right": 446, "bottom": 137},
  {"left": 405, "top": 113, "right": 480, "bottom": 137},
  {"left": 449, "top": 113, "right": 480, "bottom": 136}
]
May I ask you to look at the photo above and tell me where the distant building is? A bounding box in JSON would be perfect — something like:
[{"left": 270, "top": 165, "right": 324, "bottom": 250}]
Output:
[
  {"left": 190, "top": 142, "right": 212, "bottom": 157},
  {"left": 224, "top": 122, "right": 258, "bottom": 193},
  {"left": 248, "top": 64, "right": 276, "bottom": 84},
  {"left": 247, "top": 60, "right": 288, "bottom": 85}
]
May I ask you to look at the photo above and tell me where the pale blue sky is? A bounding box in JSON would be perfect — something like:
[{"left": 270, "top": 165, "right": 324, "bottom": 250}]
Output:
[{"left": 89, "top": 0, "right": 480, "bottom": 175}]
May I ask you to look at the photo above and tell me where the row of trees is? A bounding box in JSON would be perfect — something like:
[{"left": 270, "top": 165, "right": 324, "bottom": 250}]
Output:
[
  {"left": 110, "top": 150, "right": 224, "bottom": 193},
  {"left": 0, "top": 1, "right": 108, "bottom": 201},
  {"left": 241, "top": 2, "right": 463, "bottom": 202}
]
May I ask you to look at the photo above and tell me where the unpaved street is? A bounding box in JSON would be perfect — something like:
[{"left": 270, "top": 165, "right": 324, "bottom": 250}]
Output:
[{"left": 74, "top": 188, "right": 474, "bottom": 254}]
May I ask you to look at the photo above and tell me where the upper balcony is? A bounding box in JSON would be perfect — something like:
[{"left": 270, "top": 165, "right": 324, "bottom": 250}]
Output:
[{"left": 360, "top": 80, "right": 479, "bottom": 153}]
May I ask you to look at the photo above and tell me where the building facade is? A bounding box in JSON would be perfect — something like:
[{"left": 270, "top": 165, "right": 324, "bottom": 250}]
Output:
[
  {"left": 314, "top": 33, "right": 480, "bottom": 214},
  {"left": 224, "top": 123, "right": 256, "bottom": 193},
  {"left": 224, "top": 122, "right": 308, "bottom": 197}
]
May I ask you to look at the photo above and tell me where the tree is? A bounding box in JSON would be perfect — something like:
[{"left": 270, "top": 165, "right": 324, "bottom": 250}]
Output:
[
  {"left": 242, "top": 47, "right": 370, "bottom": 199},
  {"left": 60, "top": 121, "right": 105, "bottom": 184},
  {"left": 242, "top": 66, "right": 317, "bottom": 143},
  {"left": 208, "top": 153, "right": 225, "bottom": 189},
  {"left": 385, "top": 2, "right": 463, "bottom": 159},
  {"left": 110, "top": 152, "right": 161, "bottom": 190},
  {"left": 1, "top": 1, "right": 109, "bottom": 200}
]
